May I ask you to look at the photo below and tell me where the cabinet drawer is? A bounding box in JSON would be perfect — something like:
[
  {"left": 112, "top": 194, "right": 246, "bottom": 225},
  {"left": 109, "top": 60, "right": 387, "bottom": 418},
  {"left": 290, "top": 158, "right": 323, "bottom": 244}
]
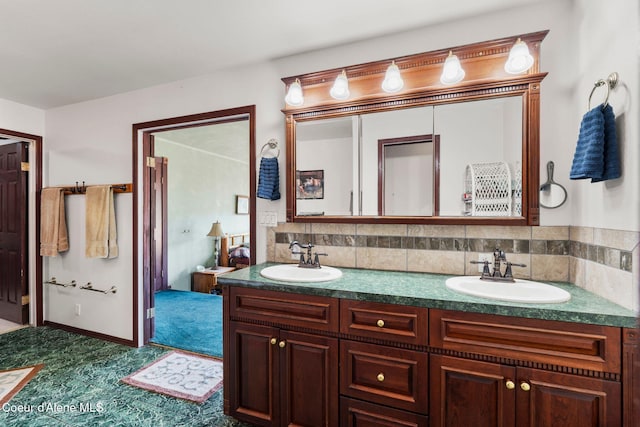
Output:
[
  {"left": 340, "top": 340, "right": 428, "bottom": 414},
  {"left": 229, "top": 287, "right": 339, "bottom": 333},
  {"left": 341, "top": 397, "right": 428, "bottom": 427},
  {"left": 430, "top": 309, "right": 621, "bottom": 373},
  {"left": 340, "top": 300, "right": 428, "bottom": 346}
]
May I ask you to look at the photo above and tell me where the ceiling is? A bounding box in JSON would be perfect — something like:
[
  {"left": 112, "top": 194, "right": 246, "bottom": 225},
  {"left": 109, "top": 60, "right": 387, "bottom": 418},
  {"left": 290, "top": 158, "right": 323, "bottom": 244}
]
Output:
[{"left": 0, "top": 0, "right": 543, "bottom": 109}]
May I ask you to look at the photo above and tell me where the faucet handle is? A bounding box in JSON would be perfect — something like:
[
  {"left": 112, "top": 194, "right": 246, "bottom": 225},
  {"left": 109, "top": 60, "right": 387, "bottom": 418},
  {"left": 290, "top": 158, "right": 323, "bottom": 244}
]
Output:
[{"left": 504, "top": 262, "right": 526, "bottom": 278}]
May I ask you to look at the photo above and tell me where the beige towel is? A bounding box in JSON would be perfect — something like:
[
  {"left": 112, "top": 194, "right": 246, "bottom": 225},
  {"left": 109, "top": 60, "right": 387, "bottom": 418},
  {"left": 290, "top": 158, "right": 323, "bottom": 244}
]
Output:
[
  {"left": 85, "top": 185, "right": 118, "bottom": 258},
  {"left": 40, "top": 188, "right": 69, "bottom": 256}
]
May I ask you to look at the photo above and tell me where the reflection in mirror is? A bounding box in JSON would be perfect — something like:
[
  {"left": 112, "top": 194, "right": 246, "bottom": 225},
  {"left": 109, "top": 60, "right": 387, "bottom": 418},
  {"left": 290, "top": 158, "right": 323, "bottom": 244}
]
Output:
[
  {"left": 435, "top": 96, "right": 523, "bottom": 217},
  {"left": 361, "top": 106, "right": 434, "bottom": 216},
  {"left": 379, "top": 134, "right": 439, "bottom": 216},
  {"left": 296, "top": 116, "right": 356, "bottom": 216}
]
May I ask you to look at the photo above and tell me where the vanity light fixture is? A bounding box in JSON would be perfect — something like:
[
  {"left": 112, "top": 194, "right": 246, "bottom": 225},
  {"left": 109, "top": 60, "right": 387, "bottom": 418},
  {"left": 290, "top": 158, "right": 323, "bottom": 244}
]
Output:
[
  {"left": 440, "top": 51, "right": 465, "bottom": 85},
  {"left": 381, "top": 61, "right": 404, "bottom": 93},
  {"left": 504, "top": 38, "right": 534, "bottom": 74},
  {"left": 285, "top": 78, "right": 304, "bottom": 106},
  {"left": 330, "top": 70, "right": 350, "bottom": 100}
]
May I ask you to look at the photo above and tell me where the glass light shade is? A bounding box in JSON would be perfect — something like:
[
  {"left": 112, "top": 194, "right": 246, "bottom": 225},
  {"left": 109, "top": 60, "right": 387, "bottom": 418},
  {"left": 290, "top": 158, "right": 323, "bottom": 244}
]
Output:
[
  {"left": 504, "top": 38, "right": 534, "bottom": 74},
  {"left": 330, "top": 70, "right": 350, "bottom": 100},
  {"left": 381, "top": 61, "right": 404, "bottom": 93},
  {"left": 285, "top": 78, "right": 304, "bottom": 106},
  {"left": 440, "top": 51, "right": 465, "bottom": 85},
  {"left": 207, "top": 221, "right": 224, "bottom": 237}
]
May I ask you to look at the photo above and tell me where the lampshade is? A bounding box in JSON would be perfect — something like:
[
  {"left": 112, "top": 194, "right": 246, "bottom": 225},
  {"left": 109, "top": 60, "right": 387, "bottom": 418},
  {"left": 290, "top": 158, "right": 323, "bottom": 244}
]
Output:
[
  {"left": 440, "top": 51, "right": 465, "bottom": 85},
  {"left": 284, "top": 78, "right": 304, "bottom": 106},
  {"left": 504, "top": 38, "right": 534, "bottom": 74},
  {"left": 381, "top": 61, "right": 404, "bottom": 93},
  {"left": 207, "top": 221, "right": 224, "bottom": 237},
  {"left": 330, "top": 70, "right": 350, "bottom": 100}
]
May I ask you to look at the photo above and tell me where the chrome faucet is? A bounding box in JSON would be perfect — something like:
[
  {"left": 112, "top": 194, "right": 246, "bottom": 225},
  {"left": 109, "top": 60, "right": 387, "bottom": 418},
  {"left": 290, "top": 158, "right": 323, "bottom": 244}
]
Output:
[
  {"left": 289, "top": 240, "right": 327, "bottom": 269},
  {"left": 470, "top": 248, "right": 526, "bottom": 282}
]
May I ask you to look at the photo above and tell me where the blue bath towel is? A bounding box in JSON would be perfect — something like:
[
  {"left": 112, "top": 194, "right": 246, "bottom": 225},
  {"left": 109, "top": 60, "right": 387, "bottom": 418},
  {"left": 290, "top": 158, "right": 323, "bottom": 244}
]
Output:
[
  {"left": 257, "top": 156, "right": 281, "bottom": 200},
  {"left": 570, "top": 104, "right": 620, "bottom": 182}
]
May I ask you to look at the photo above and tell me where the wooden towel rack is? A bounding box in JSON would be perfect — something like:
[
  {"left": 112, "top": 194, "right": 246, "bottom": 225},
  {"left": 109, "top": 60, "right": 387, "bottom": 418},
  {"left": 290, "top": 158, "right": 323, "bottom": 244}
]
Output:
[{"left": 59, "top": 182, "right": 133, "bottom": 195}]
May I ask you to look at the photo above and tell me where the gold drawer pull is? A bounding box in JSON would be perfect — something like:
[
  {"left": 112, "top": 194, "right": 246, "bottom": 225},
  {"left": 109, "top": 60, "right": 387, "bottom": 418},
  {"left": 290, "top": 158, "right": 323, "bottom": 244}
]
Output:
[
  {"left": 505, "top": 380, "right": 515, "bottom": 390},
  {"left": 270, "top": 338, "right": 277, "bottom": 345},
  {"left": 279, "top": 340, "right": 286, "bottom": 348},
  {"left": 377, "top": 373, "right": 385, "bottom": 382},
  {"left": 520, "top": 381, "right": 531, "bottom": 392},
  {"left": 376, "top": 319, "right": 385, "bottom": 328}
]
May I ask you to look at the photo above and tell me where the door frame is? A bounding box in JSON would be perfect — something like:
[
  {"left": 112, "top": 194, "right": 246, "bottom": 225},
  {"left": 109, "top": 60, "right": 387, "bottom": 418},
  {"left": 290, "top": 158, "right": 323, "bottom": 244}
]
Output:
[
  {"left": 132, "top": 106, "right": 256, "bottom": 346},
  {"left": 0, "top": 128, "right": 43, "bottom": 326}
]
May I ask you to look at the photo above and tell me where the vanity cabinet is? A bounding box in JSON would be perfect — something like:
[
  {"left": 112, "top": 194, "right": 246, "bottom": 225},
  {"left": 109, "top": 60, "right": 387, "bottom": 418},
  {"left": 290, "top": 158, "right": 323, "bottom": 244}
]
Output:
[
  {"left": 429, "top": 309, "right": 623, "bottom": 427},
  {"left": 226, "top": 287, "right": 339, "bottom": 426},
  {"left": 224, "top": 286, "right": 634, "bottom": 427}
]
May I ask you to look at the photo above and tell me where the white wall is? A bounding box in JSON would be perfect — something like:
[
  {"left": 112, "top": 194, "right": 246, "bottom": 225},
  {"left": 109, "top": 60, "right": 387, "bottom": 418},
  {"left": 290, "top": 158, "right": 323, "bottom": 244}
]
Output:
[
  {"left": 571, "top": 0, "right": 639, "bottom": 231},
  {"left": 39, "top": 0, "right": 639, "bottom": 341},
  {"left": 0, "top": 97, "right": 45, "bottom": 136}
]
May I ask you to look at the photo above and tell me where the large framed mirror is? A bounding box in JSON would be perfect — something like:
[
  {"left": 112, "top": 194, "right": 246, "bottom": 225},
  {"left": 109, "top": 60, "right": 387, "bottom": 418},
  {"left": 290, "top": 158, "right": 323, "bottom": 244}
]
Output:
[{"left": 284, "top": 31, "right": 547, "bottom": 225}]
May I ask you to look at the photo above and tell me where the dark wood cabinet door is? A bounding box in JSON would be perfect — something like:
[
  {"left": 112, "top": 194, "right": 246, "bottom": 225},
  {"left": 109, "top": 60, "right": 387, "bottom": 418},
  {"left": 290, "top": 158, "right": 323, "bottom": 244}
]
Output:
[
  {"left": 280, "top": 330, "right": 338, "bottom": 427},
  {"left": 228, "top": 322, "right": 280, "bottom": 426},
  {"left": 517, "top": 367, "right": 621, "bottom": 427},
  {"left": 430, "top": 354, "right": 516, "bottom": 427}
]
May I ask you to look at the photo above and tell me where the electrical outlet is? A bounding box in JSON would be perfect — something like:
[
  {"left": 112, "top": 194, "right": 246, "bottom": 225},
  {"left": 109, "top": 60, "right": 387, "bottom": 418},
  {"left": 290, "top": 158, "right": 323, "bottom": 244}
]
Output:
[
  {"left": 75, "top": 304, "right": 81, "bottom": 316},
  {"left": 477, "top": 253, "right": 493, "bottom": 272}
]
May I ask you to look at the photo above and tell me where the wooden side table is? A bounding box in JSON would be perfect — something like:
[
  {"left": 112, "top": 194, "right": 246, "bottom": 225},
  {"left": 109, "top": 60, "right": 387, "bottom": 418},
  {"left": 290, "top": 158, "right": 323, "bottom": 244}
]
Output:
[{"left": 192, "top": 266, "right": 235, "bottom": 294}]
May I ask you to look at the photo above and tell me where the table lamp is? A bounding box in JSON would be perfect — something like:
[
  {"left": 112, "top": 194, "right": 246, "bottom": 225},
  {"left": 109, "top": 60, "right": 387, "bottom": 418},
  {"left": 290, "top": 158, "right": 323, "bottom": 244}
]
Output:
[{"left": 207, "top": 221, "right": 225, "bottom": 269}]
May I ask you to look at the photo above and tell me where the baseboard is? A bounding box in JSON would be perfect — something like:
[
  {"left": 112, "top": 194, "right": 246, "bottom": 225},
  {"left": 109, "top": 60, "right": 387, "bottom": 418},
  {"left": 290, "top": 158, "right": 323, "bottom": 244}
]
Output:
[{"left": 43, "top": 321, "right": 136, "bottom": 347}]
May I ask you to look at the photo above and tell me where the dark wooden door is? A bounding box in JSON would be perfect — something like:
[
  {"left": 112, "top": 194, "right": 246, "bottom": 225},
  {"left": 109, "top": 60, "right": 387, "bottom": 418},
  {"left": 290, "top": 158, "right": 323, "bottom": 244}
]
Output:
[
  {"left": 152, "top": 156, "right": 168, "bottom": 292},
  {"left": 0, "top": 143, "right": 28, "bottom": 324},
  {"left": 430, "top": 354, "right": 516, "bottom": 427},
  {"left": 280, "top": 330, "right": 338, "bottom": 427},
  {"left": 517, "top": 367, "right": 621, "bottom": 427},
  {"left": 228, "top": 321, "right": 280, "bottom": 426}
]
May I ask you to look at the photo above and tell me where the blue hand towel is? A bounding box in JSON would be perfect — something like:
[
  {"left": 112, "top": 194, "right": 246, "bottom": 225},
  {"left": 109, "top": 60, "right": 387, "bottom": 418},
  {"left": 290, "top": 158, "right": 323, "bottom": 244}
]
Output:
[
  {"left": 570, "top": 104, "right": 621, "bottom": 182},
  {"left": 592, "top": 104, "right": 620, "bottom": 182},
  {"left": 257, "top": 157, "right": 281, "bottom": 200},
  {"left": 570, "top": 106, "right": 605, "bottom": 180}
]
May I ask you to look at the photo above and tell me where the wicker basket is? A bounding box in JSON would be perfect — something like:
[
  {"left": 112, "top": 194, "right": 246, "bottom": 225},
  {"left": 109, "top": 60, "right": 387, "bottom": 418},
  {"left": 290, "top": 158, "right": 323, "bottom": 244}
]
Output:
[{"left": 464, "top": 162, "right": 512, "bottom": 216}]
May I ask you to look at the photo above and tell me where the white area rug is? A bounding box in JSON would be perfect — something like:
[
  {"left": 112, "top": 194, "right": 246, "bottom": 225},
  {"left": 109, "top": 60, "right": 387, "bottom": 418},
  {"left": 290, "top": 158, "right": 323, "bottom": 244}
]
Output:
[
  {"left": 0, "top": 364, "right": 44, "bottom": 405},
  {"left": 121, "top": 351, "right": 222, "bottom": 403}
]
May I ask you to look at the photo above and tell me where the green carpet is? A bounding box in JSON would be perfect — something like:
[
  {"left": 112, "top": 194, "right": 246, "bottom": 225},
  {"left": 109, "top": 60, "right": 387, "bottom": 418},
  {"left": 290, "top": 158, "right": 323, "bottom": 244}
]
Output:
[
  {"left": 0, "top": 327, "right": 250, "bottom": 426},
  {"left": 150, "top": 290, "right": 223, "bottom": 358}
]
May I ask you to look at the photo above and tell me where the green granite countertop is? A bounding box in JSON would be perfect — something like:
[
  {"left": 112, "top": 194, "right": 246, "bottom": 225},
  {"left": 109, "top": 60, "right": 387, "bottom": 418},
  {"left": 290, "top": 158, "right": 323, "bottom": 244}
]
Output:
[{"left": 218, "top": 263, "right": 638, "bottom": 328}]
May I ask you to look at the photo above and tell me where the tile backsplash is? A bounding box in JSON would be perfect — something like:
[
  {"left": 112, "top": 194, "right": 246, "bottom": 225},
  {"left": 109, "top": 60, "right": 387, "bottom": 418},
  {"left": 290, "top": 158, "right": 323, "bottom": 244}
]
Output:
[{"left": 267, "top": 223, "right": 639, "bottom": 312}]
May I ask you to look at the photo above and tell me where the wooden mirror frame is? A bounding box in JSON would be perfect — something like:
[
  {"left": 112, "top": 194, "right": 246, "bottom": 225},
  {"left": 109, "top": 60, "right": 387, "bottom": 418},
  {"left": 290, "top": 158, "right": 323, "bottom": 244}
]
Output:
[{"left": 283, "top": 30, "right": 548, "bottom": 225}]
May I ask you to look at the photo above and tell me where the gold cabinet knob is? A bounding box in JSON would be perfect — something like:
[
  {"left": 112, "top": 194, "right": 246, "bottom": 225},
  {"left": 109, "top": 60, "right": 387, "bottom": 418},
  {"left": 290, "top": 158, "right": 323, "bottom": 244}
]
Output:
[
  {"left": 270, "top": 338, "right": 277, "bottom": 345},
  {"left": 505, "top": 380, "right": 515, "bottom": 390},
  {"left": 376, "top": 319, "right": 385, "bottom": 328},
  {"left": 520, "top": 381, "right": 531, "bottom": 392},
  {"left": 279, "top": 341, "right": 286, "bottom": 348},
  {"left": 377, "top": 373, "right": 385, "bottom": 382}
]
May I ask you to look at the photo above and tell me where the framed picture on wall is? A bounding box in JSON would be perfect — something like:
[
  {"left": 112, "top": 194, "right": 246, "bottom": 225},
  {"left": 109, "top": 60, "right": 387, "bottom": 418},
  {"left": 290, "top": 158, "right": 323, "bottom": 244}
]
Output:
[
  {"left": 236, "top": 195, "right": 249, "bottom": 214},
  {"left": 296, "top": 170, "right": 324, "bottom": 199}
]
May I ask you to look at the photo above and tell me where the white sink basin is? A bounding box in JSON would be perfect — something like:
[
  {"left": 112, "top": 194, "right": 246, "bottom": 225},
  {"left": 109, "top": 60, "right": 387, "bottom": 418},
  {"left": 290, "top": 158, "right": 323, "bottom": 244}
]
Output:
[
  {"left": 260, "top": 264, "right": 343, "bottom": 283},
  {"left": 445, "top": 276, "right": 571, "bottom": 304}
]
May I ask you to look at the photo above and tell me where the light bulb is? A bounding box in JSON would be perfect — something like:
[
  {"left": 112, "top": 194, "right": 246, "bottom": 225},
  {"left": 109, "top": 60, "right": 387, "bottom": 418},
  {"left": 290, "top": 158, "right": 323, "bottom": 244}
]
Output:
[
  {"left": 285, "top": 79, "right": 304, "bottom": 106},
  {"left": 382, "top": 61, "right": 404, "bottom": 93},
  {"left": 330, "top": 70, "right": 350, "bottom": 100},
  {"left": 504, "top": 38, "right": 534, "bottom": 74},
  {"left": 440, "top": 51, "right": 465, "bottom": 85}
]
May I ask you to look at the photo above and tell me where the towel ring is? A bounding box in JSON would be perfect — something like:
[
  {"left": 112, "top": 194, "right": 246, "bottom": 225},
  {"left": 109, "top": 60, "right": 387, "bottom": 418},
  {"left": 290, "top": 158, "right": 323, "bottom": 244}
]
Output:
[
  {"left": 588, "top": 72, "right": 618, "bottom": 109},
  {"left": 260, "top": 138, "right": 280, "bottom": 158}
]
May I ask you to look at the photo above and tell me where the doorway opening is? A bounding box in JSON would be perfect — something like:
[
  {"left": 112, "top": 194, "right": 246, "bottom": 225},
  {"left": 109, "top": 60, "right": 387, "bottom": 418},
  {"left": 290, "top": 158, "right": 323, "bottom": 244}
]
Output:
[
  {"left": 0, "top": 129, "right": 43, "bottom": 332},
  {"left": 133, "top": 106, "right": 256, "bottom": 351}
]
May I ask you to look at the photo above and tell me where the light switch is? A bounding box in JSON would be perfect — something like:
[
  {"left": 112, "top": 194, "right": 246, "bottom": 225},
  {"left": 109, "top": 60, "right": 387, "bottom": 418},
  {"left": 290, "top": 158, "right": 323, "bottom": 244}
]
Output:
[{"left": 260, "top": 211, "right": 278, "bottom": 227}]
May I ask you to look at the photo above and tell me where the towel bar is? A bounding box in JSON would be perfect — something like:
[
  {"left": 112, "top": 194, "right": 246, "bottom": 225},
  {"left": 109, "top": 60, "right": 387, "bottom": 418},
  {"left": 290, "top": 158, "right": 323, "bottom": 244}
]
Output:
[
  {"left": 80, "top": 283, "right": 117, "bottom": 294},
  {"left": 44, "top": 277, "right": 77, "bottom": 288},
  {"left": 259, "top": 138, "right": 280, "bottom": 158},
  {"left": 588, "top": 72, "right": 618, "bottom": 109}
]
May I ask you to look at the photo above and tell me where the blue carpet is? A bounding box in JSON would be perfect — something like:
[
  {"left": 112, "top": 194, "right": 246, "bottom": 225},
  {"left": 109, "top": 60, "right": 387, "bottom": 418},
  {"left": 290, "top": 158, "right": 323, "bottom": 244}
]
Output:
[{"left": 150, "top": 290, "right": 223, "bottom": 358}]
